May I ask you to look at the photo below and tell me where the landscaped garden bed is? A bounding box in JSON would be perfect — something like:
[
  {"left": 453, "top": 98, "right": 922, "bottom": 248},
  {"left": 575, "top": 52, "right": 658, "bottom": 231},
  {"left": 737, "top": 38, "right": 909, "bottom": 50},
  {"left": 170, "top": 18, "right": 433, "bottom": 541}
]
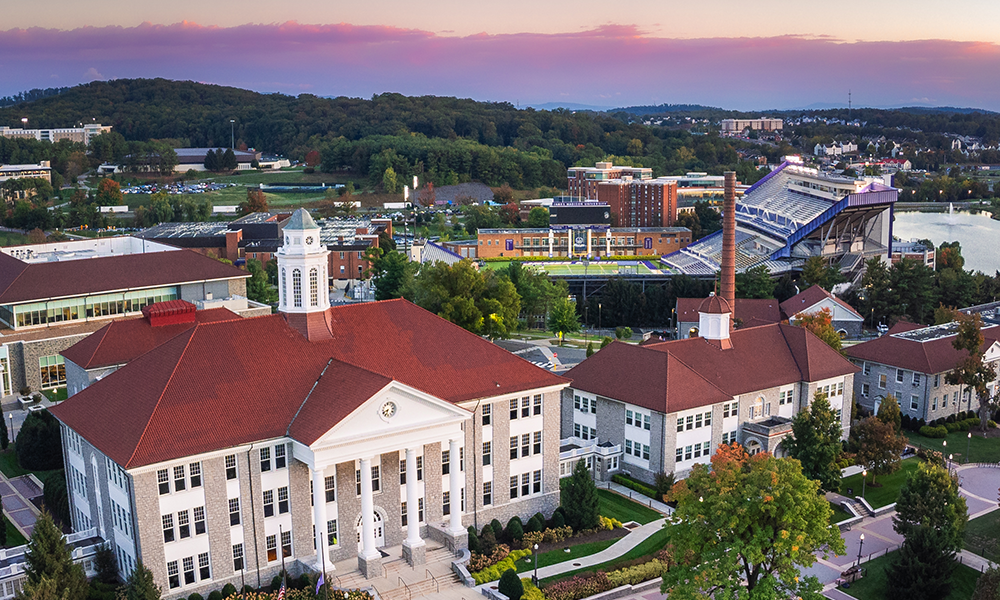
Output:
[{"left": 840, "top": 458, "right": 919, "bottom": 508}]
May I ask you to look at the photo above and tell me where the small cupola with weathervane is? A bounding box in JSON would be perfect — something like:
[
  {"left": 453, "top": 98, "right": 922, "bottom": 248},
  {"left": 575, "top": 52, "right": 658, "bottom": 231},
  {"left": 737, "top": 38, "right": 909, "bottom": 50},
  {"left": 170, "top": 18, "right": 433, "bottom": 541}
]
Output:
[{"left": 698, "top": 292, "right": 732, "bottom": 349}]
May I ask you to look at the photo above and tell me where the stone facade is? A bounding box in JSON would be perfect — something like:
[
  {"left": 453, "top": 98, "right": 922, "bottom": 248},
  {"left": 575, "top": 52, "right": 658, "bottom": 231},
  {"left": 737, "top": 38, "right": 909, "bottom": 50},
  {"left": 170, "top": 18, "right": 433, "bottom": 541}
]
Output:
[{"left": 851, "top": 359, "right": 975, "bottom": 422}]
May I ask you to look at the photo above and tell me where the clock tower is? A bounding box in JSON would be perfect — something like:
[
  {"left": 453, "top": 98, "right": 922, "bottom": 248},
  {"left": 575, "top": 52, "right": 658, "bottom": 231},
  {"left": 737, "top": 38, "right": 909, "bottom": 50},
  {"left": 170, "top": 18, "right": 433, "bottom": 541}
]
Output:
[{"left": 277, "top": 209, "right": 331, "bottom": 324}]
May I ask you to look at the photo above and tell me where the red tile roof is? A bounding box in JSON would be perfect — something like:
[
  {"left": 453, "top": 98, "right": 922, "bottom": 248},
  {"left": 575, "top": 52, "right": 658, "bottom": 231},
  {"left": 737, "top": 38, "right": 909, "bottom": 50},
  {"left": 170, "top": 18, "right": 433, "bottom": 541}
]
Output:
[
  {"left": 51, "top": 299, "right": 568, "bottom": 468},
  {"left": 698, "top": 295, "right": 731, "bottom": 314},
  {"left": 567, "top": 323, "right": 857, "bottom": 414},
  {"left": 0, "top": 249, "right": 248, "bottom": 304},
  {"left": 845, "top": 323, "right": 1000, "bottom": 374},
  {"left": 676, "top": 297, "right": 782, "bottom": 326},
  {"left": 780, "top": 285, "right": 863, "bottom": 320}
]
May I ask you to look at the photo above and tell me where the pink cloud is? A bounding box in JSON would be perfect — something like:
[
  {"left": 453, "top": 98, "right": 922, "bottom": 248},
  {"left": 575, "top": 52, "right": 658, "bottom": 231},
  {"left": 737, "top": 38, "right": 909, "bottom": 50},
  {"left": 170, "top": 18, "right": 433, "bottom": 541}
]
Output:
[{"left": 1, "top": 22, "right": 999, "bottom": 110}]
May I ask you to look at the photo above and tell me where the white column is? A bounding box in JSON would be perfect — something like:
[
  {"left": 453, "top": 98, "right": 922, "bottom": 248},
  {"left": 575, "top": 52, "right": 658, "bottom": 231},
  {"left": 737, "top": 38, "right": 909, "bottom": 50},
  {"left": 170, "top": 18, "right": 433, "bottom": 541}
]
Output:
[
  {"left": 359, "top": 458, "right": 379, "bottom": 559},
  {"left": 448, "top": 439, "right": 463, "bottom": 534},
  {"left": 586, "top": 228, "right": 592, "bottom": 257},
  {"left": 548, "top": 231, "right": 554, "bottom": 258},
  {"left": 605, "top": 233, "right": 611, "bottom": 256},
  {"left": 312, "top": 468, "right": 329, "bottom": 565},
  {"left": 405, "top": 449, "right": 424, "bottom": 547}
]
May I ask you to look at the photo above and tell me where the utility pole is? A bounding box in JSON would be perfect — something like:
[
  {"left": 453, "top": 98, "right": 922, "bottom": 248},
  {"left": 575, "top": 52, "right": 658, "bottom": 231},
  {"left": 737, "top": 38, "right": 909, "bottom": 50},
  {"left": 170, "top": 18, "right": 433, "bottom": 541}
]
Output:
[{"left": 230, "top": 119, "right": 235, "bottom": 150}]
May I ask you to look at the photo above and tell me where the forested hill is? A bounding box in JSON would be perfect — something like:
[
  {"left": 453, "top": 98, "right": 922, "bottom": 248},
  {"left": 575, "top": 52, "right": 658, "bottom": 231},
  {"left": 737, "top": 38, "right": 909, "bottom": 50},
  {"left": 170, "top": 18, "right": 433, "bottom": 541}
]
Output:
[{"left": 0, "top": 79, "right": 784, "bottom": 189}]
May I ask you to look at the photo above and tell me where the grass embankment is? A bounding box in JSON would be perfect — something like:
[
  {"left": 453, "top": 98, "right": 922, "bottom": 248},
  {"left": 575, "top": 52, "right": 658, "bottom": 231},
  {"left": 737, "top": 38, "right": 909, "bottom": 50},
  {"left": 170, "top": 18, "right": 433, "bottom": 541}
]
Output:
[
  {"left": 964, "top": 509, "right": 1000, "bottom": 563},
  {"left": 538, "top": 527, "right": 670, "bottom": 586},
  {"left": 515, "top": 538, "right": 619, "bottom": 572},
  {"left": 839, "top": 458, "right": 920, "bottom": 508},
  {"left": 597, "top": 489, "right": 662, "bottom": 525},
  {"left": 0, "top": 449, "right": 60, "bottom": 481},
  {"left": 829, "top": 502, "right": 854, "bottom": 524}
]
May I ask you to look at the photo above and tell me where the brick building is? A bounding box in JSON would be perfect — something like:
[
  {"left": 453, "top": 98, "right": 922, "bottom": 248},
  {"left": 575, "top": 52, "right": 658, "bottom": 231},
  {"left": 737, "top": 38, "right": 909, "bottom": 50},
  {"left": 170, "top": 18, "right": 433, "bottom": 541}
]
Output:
[
  {"left": 50, "top": 210, "right": 569, "bottom": 597},
  {"left": 476, "top": 227, "right": 691, "bottom": 259},
  {"left": 566, "top": 163, "right": 678, "bottom": 227}
]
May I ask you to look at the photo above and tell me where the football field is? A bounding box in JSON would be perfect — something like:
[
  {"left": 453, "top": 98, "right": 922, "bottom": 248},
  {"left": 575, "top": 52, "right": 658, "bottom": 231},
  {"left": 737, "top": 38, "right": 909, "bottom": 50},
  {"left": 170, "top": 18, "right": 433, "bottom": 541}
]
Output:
[{"left": 485, "top": 260, "right": 666, "bottom": 276}]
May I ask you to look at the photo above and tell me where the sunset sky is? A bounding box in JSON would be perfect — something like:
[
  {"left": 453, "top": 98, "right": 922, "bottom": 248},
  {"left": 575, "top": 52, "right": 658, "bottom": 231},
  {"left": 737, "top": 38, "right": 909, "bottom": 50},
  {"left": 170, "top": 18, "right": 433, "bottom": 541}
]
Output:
[{"left": 3, "top": 1, "right": 1000, "bottom": 111}]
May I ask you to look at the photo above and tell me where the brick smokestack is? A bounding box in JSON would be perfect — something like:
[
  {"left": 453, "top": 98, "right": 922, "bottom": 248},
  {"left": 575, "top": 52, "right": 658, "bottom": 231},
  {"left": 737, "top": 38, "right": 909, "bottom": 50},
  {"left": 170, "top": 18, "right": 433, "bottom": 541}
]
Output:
[{"left": 720, "top": 171, "right": 737, "bottom": 308}]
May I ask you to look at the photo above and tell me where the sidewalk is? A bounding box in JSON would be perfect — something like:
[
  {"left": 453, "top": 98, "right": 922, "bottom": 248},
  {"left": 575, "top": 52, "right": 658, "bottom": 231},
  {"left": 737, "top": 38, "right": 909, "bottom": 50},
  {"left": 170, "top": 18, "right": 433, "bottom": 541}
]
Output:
[
  {"left": 533, "top": 518, "right": 667, "bottom": 580},
  {"left": 598, "top": 481, "right": 674, "bottom": 515}
]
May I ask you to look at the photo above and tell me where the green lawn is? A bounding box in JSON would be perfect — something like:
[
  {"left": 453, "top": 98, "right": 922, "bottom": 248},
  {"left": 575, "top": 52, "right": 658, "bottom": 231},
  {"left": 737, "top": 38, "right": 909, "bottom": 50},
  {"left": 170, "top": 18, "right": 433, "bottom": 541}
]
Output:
[
  {"left": 514, "top": 538, "right": 619, "bottom": 572},
  {"left": 964, "top": 509, "right": 1000, "bottom": 562},
  {"left": 598, "top": 489, "right": 662, "bottom": 525},
  {"left": 42, "top": 387, "right": 67, "bottom": 403},
  {"left": 830, "top": 502, "right": 853, "bottom": 524},
  {"left": 841, "top": 551, "right": 980, "bottom": 600},
  {"left": 539, "top": 527, "right": 670, "bottom": 586},
  {"left": 0, "top": 232, "right": 30, "bottom": 247},
  {"left": 0, "top": 449, "right": 60, "bottom": 481},
  {"left": 840, "top": 458, "right": 920, "bottom": 508},
  {"left": 5, "top": 520, "right": 26, "bottom": 548},
  {"left": 906, "top": 429, "right": 1000, "bottom": 464}
]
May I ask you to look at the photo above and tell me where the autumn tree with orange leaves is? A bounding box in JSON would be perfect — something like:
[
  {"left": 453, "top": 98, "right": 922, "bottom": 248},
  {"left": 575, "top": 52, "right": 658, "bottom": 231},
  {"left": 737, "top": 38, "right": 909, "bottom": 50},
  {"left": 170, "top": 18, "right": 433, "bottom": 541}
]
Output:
[
  {"left": 662, "top": 444, "right": 845, "bottom": 600},
  {"left": 796, "top": 307, "right": 843, "bottom": 352}
]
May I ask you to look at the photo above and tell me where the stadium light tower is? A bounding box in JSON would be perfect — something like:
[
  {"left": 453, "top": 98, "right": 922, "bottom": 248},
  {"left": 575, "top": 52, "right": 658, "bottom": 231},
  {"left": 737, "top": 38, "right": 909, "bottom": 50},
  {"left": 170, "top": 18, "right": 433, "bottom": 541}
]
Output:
[{"left": 230, "top": 120, "right": 235, "bottom": 150}]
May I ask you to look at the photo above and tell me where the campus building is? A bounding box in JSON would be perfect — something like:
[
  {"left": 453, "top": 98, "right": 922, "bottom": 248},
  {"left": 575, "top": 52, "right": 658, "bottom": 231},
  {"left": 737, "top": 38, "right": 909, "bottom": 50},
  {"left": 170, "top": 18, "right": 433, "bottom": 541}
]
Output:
[
  {"left": 0, "top": 162, "right": 51, "bottom": 185},
  {"left": 780, "top": 285, "right": 865, "bottom": 338},
  {"left": 50, "top": 210, "right": 569, "bottom": 597},
  {"left": 566, "top": 163, "right": 678, "bottom": 227},
  {"left": 476, "top": 227, "right": 691, "bottom": 259},
  {"left": 0, "top": 124, "right": 112, "bottom": 146},
  {"left": 676, "top": 297, "right": 782, "bottom": 338},
  {"left": 845, "top": 321, "right": 1000, "bottom": 422},
  {"left": 720, "top": 118, "right": 783, "bottom": 134},
  {"left": 173, "top": 149, "right": 262, "bottom": 172},
  {"left": 0, "top": 237, "right": 260, "bottom": 395}
]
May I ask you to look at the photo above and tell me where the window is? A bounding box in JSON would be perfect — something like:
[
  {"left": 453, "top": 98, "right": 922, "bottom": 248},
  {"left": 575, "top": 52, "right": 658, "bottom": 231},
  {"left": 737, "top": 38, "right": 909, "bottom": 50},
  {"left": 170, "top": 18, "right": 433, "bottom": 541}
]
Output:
[
  {"left": 327, "top": 519, "right": 338, "bottom": 546},
  {"left": 483, "top": 442, "right": 491, "bottom": 466},
  {"left": 863, "top": 362, "right": 871, "bottom": 376},
  {"left": 521, "top": 434, "right": 530, "bottom": 458},
  {"left": 482, "top": 404, "right": 491, "bottom": 426},
  {"left": 533, "top": 395, "right": 542, "bottom": 415},
  {"left": 695, "top": 413, "right": 702, "bottom": 428},
  {"left": 178, "top": 510, "right": 190, "bottom": 539},
  {"left": 401, "top": 501, "right": 408, "bottom": 526},
  {"left": 522, "top": 397, "right": 531, "bottom": 418},
  {"left": 510, "top": 476, "right": 519, "bottom": 499},
  {"left": 910, "top": 395, "right": 919, "bottom": 411},
  {"left": 278, "top": 487, "right": 289, "bottom": 514},
  {"left": 703, "top": 411, "right": 711, "bottom": 427},
  {"left": 591, "top": 399, "right": 597, "bottom": 414},
  {"left": 225, "top": 455, "right": 237, "bottom": 480},
  {"left": 232, "top": 544, "right": 244, "bottom": 572},
  {"left": 400, "top": 460, "right": 407, "bottom": 485},
  {"left": 862, "top": 383, "right": 870, "bottom": 397},
  {"left": 443, "top": 450, "right": 451, "bottom": 474},
  {"left": 750, "top": 397, "right": 763, "bottom": 419},
  {"left": 183, "top": 556, "right": 195, "bottom": 584},
  {"left": 483, "top": 481, "right": 493, "bottom": 505},
  {"left": 281, "top": 268, "right": 286, "bottom": 306},
  {"left": 266, "top": 535, "right": 277, "bottom": 562},
  {"left": 275, "top": 445, "right": 286, "bottom": 469},
  {"left": 953, "top": 392, "right": 959, "bottom": 405},
  {"left": 260, "top": 447, "right": 271, "bottom": 472},
  {"left": 157, "top": 469, "right": 170, "bottom": 495},
  {"left": 521, "top": 473, "right": 530, "bottom": 497},
  {"left": 173, "top": 465, "right": 186, "bottom": 491},
  {"left": 685, "top": 445, "right": 693, "bottom": 460},
  {"left": 510, "top": 398, "right": 518, "bottom": 420},
  {"left": 509, "top": 437, "right": 518, "bottom": 460},
  {"left": 198, "top": 553, "right": 210, "bottom": 580},
  {"left": 229, "top": 498, "right": 241, "bottom": 526},
  {"left": 686, "top": 415, "right": 694, "bottom": 430},
  {"left": 912, "top": 372, "right": 921, "bottom": 385},
  {"left": 442, "top": 491, "right": 451, "bottom": 516},
  {"left": 702, "top": 441, "right": 711, "bottom": 456},
  {"left": 533, "top": 431, "right": 542, "bottom": 455},
  {"left": 879, "top": 374, "right": 887, "bottom": 389},
  {"left": 39, "top": 355, "right": 66, "bottom": 389},
  {"left": 934, "top": 374, "right": 940, "bottom": 387},
  {"left": 162, "top": 514, "right": 174, "bottom": 543},
  {"left": 644, "top": 414, "right": 651, "bottom": 430},
  {"left": 533, "top": 470, "right": 542, "bottom": 494},
  {"left": 371, "top": 465, "right": 380, "bottom": 492},
  {"left": 167, "top": 561, "right": 180, "bottom": 589},
  {"left": 896, "top": 369, "right": 905, "bottom": 384},
  {"left": 189, "top": 463, "right": 202, "bottom": 488},
  {"left": 933, "top": 396, "right": 938, "bottom": 411},
  {"left": 626, "top": 410, "right": 633, "bottom": 426},
  {"left": 574, "top": 395, "right": 581, "bottom": 410},
  {"left": 643, "top": 445, "right": 650, "bottom": 460},
  {"left": 675, "top": 447, "right": 683, "bottom": 462},
  {"left": 417, "top": 456, "right": 423, "bottom": 480},
  {"left": 292, "top": 269, "right": 302, "bottom": 307},
  {"left": 281, "top": 531, "right": 292, "bottom": 558},
  {"left": 263, "top": 490, "right": 274, "bottom": 518},
  {"left": 837, "top": 382, "right": 844, "bottom": 396},
  {"left": 193, "top": 507, "right": 206, "bottom": 535},
  {"left": 625, "top": 440, "right": 633, "bottom": 455},
  {"left": 325, "top": 476, "right": 336, "bottom": 502},
  {"left": 309, "top": 268, "right": 319, "bottom": 307}
]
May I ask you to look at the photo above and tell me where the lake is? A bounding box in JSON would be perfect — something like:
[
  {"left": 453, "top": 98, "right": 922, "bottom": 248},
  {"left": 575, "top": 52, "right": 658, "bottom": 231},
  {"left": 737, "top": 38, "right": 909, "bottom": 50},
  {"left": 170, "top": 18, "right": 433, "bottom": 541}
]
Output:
[{"left": 892, "top": 210, "right": 1000, "bottom": 274}]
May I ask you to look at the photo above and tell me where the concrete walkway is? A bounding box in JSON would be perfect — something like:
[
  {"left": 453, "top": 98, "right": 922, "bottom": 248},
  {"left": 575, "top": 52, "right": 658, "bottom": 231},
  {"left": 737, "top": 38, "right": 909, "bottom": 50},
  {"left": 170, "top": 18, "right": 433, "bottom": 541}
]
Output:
[
  {"left": 597, "top": 481, "right": 674, "bottom": 516},
  {"left": 531, "top": 518, "right": 667, "bottom": 580}
]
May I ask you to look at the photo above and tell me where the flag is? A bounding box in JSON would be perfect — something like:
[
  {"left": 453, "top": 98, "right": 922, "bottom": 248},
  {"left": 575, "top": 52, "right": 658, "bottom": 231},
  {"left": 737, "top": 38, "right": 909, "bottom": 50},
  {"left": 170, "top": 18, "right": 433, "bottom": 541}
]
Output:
[
  {"left": 315, "top": 573, "right": 325, "bottom": 595},
  {"left": 276, "top": 582, "right": 285, "bottom": 600}
]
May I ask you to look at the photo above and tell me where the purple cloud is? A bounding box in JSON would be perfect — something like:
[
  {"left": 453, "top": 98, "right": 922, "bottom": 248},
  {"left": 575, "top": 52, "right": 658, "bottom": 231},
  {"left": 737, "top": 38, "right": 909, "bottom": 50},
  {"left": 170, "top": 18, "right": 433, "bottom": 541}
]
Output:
[{"left": 1, "top": 22, "right": 999, "bottom": 110}]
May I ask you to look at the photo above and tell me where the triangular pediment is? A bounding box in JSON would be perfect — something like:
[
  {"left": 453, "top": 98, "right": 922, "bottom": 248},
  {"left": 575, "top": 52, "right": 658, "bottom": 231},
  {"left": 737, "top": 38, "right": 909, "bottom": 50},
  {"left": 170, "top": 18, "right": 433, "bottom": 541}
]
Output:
[
  {"left": 985, "top": 340, "right": 1000, "bottom": 363},
  {"left": 311, "top": 381, "right": 471, "bottom": 450}
]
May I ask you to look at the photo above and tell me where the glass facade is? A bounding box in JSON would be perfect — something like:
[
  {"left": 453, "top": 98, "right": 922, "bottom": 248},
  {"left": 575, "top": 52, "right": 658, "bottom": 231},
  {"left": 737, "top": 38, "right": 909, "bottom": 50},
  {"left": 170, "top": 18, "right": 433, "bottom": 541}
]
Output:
[
  {"left": 39, "top": 355, "right": 66, "bottom": 389},
  {"left": 4, "top": 286, "right": 178, "bottom": 329}
]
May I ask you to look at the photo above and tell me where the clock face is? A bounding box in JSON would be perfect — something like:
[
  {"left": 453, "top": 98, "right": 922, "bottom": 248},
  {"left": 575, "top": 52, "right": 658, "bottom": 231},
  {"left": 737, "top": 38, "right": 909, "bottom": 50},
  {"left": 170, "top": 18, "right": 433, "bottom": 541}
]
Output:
[
  {"left": 380, "top": 401, "right": 397, "bottom": 420},
  {"left": 306, "top": 236, "right": 314, "bottom": 245}
]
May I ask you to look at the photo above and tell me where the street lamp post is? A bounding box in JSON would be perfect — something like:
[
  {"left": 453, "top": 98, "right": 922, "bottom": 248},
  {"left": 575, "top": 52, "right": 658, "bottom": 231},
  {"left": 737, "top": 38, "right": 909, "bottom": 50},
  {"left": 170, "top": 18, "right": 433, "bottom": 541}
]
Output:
[
  {"left": 598, "top": 303, "right": 602, "bottom": 333},
  {"left": 949, "top": 454, "right": 954, "bottom": 475},
  {"left": 967, "top": 431, "right": 972, "bottom": 464},
  {"left": 857, "top": 534, "right": 865, "bottom": 568},
  {"left": 230, "top": 120, "right": 235, "bottom": 150},
  {"left": 533, "top": 543, "right": 539, "bottom": 585},
  {"left": 861, "top": 469, "right": 867, "bottom": 501},
  {"left": 7, "top": 413, "right": 12, "bottom": 443}
]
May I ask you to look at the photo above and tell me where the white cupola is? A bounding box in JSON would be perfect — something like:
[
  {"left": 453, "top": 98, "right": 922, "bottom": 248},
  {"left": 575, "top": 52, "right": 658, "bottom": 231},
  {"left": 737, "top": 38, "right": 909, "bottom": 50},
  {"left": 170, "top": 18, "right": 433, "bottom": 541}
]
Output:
[
  {"left": 697, "top": 293, "right": 732, "bottom": 344},
  {"left": 277, "top": 209, "right": 330, "bottom": 314}
]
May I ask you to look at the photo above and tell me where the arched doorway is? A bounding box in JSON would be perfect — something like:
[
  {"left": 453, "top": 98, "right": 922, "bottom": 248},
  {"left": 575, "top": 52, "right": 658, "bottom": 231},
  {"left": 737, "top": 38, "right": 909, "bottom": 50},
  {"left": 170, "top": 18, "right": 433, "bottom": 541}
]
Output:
[
  {"left": 356, "top": 511, "right": 384, "bottom": 551},
  {"left": 745, "top": 439, "right": 763, "bottom": 456}
]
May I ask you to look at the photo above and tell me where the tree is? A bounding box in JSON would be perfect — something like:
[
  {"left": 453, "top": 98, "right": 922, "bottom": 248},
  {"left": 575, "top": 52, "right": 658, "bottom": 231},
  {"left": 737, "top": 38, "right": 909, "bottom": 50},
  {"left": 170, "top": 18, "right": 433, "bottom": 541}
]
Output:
[
  {"left": 586, "top": 342, "right": 595, "bottom": 357},
  {"left": 42, "top": 471, "right": 69, "bottom": 526},
  {"left": 785, "top": 392, "right": 843, "bottom": 492},
  {"left": 527, "top": 207, "right": 549, "bottom": 228},
  {"left": 93, "top": 544, "right": 118, "bottom": 585},
  {"left": 94, "top": 178, "right": 122, "bottom": 206},
  {"left": 894, "top": 462, "right": 968, "bottom": 549},
  {"left": 238, "top": 189, "right": 268, "bottom": 215},
  {"left": 497, "top": 569, "right": 523, "bottom": 600},
  {"left": 852, "top": 415, "right": 907, "bottom": 484},
  {"left": 947, "top": 313, "right": 998, "bottom": 431},
  {"left": 889, "top": 258, "right": 937, "bottom": 324},
  {"left": 494, "top": 184, "right": 515, "bottom": 205},
  {"left": 0, "top": 512, "right": 6, "bottom": 547},
  {"left": 123, "top": 562, "right": 161, "bottom": 600},
  {"left": 221, "top": 148, "right": 237, "bottom": 171},
  {"left": 16, "top": 410, "right": 63, "bottom": 471},
  {"left": 366, "top": 249, "right": 416, "bottom": 301},
  {"left": 735, "top": 265, "right": 776, "bottom": 299},
  {"left": 795, "top": 308, "right": 842, "bottom": 352},
  {"left": 462, "top": 205, "right": 500, "bottom": 232},
  {"left": 203, "top": 149, "right": 219, "bottom": 171},
  {"left": 499, "top": 202, "right": 520, "bottom": 226},
  {"left": 877, "top": 394, "right": 903, "bottom": 433},
  {"left": 972, "top": 566, "right": 1000, "bottom": 600},
  {"left": 547, "top": 297, "right": 580, "bottom": 343},
  {"left": 936, "top": 241, "right": 964, "bottom": 271},
  {"left": 304, "top": 150, "right": 321, "bottom": 167},
  {"left": 28, "top": 228, "right": 46, "bottom": 244},
  {"left": 885, "top": 526, "right": 956, "bottom": 600},
  {"left": 662, "top": 444, "right": 844, "bottom": 600},
  {"left": 382, "top": 167, "right": 399, "bottom": 194},
  {"left": 501, "top": 261, "right": 565, "bottom": 319},
  {"left": 245, "top": 259, "right": 278, "bottom": 306},
  {"left": 0, "top": 410, "right": 8, "bottom": 450},
  {"left": 21, "top": 512, "right": 88, "bottom": 600},
  {"left": 561, "top": 459, "right": 599, "bottom": 531},
  {"left": 405, "top": 261, "right": 520, "bottom": 338}
]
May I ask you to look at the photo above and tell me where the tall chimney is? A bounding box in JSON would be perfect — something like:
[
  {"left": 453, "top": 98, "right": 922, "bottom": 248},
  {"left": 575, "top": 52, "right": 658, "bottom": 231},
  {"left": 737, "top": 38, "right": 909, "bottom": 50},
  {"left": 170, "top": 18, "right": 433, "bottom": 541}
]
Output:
[{"left": 720, "top": 171, "right": 737, "bottom": 308}]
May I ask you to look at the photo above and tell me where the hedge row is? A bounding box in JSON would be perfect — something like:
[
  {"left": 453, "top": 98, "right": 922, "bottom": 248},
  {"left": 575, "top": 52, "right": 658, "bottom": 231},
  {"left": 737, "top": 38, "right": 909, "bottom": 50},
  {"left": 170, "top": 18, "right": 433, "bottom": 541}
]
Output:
[
  {"left": 471, "top": 549, "right": 532, "bottom": 585},
  {"left": 611, "top": 474, "right": 658, "bottom": 499},
  {"left": 542, "top": 558, "right": 668, "bottom": 600}
]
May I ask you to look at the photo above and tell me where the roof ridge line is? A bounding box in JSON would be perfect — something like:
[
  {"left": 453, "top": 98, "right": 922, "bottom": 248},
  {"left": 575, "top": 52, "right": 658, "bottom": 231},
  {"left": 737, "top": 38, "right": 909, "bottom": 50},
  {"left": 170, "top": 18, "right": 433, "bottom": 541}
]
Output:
[
  {"left": 777, "top": 322, "right": 809, "bottom": 381},
  {"left": 286, "top": 358, "right": 335, "bottom": 437},
  {"left": 665, "top": 350, "right": 731, "bottom": 398},
  {"left": 0, "top": 256, "right": 30, "bottom": 302},
  {"left": 83, "top": 322, "right": 115, "bottom": 368},
  {"left": 124, "top": 327, "right": 199, "bottom": 469}
]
